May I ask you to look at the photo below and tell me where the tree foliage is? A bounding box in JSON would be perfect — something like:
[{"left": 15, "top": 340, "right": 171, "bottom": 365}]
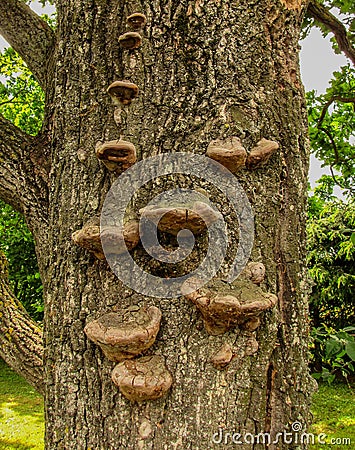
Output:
[
  {"left": 0, "top": 47, "right": 44, "bottom": 321},
  {"left": 307, "top": 198, "right": 355, "bottom": 329},
  {"left": 307, "top": 65, "right": 355, "bottom": 198}
]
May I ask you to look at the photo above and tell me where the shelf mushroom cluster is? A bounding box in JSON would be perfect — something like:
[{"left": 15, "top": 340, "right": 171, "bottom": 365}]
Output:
[
  {"left": 85, "top": 306, "right": 172, "bottom": 402},
  {"left": 206, "top": 136, "right": 279, "bottom": 173},
  {"left": 71, "top": 8, "right": 282, "bottom": 401}
]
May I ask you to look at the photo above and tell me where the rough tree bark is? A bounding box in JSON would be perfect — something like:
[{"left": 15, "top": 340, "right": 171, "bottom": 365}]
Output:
[{"left": 0, "top": 0, "right": 318, "bottom": 449}]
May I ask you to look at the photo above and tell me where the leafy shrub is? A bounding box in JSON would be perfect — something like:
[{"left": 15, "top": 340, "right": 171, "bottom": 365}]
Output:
[{"left": 311, "top": 325, "right": 355, "bottom": 386}]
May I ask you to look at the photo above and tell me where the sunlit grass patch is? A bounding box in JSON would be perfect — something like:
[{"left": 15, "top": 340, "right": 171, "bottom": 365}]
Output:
[
  {"left": 310, "top": 382, "right": 355, "bottom": 450},
  {"left": 0, "top": 359, "right": 44, "bottom": 450}
]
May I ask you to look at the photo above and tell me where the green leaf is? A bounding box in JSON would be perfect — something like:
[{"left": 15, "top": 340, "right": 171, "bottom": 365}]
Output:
[{"left": 345, "top": 341, "right": 355, "bottom": 360}]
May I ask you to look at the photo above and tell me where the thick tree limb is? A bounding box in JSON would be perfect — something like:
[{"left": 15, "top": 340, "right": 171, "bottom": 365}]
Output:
[
  {"left": 0, "top": 115, "right": 32, "bottom": 213},
  {"left": 0, "top": 114, "right": 49, "bottom": 220},
  {"left": 0, "top": 251, "right": 44, "bottom": 395},
  {"left": 307, "top": 0, "right": 355, "bottom": 66},
  {"left": 0, "top": 0, "right": 55, "bottom": 88}
]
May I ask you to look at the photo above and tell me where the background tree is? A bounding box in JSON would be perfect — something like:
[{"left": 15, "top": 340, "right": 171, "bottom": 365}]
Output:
[{"left": 1, "top": 0, "right": 353, "bottom": 448}]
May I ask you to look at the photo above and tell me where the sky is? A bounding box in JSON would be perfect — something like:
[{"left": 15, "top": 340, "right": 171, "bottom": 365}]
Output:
[{"left": 0, "top": 1, "right": 350, "bottom": 189}]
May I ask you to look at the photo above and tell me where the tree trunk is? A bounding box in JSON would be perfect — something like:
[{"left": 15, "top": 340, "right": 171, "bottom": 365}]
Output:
[{"left": 1, "top": 0, "right": 317, "bottom": 449}]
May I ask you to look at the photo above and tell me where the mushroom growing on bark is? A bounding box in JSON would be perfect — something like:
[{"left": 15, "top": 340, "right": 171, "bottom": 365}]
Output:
[
  {"left": 107, "top": 81, "right": 139, "bottom": 106},
  {"left": 72, "top": 220, "right": 140, "bottom": 259},
  {"left": 182, "top": 279, "right": 277, "bottom": 335},
  {"left": 96, "top": 140, "right": 136, "bottom": 173},
  {"left": 72, "top": 221, "right": 104, "bottom": 260},
  {"left": 84, "top": 306, "right": 162, "bottom": 362},
  {"left": 210, "top": 343, "right": 234, "bottom": 369},
  {"left": 127, "top": 13, "right": 147, "bottom": 30},
  {"left": 101, "top": 221, "right": 140, "bottom": 255},
  {"left": 206, "top": 136, "right": 247, "bottom": 173},
  {"left": 246, "top": 138, "right": 279, "bottom": 169},
  {"left": 118, "top": 31, "right": 142, "bottom": 49},
  {"left": 140, "top": 201, "right": 220, "bottom": 236},
  {"left": 111, "top": 355, "right": 173, "bottom": 401},
  {"left": 239, "top": 262, "right": 266, "bottom": 285}
]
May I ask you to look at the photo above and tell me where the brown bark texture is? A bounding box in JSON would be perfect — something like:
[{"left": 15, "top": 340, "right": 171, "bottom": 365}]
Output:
[{"left": 0, "top": 0, "right": 317, "bottom": 449}]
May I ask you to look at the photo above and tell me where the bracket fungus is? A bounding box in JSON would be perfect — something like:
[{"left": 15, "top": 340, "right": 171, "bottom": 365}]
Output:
[
  {"left": 96, "top": 140, "right": 136, "bottom": 172},
  {"left": 107, "top": 80, "right": 139, "bottom": 106},
  {"left": 246, "top": 138, "right": 279, "bottom": 169},
  {"left": 210, "top": 343, "right": 234, "bottom": 369},
  {"left": 118, "top": 31, "right": 142, "bottom": 49},
  {"left": 101, "top": 221, "right": 140, "bottom": 255},
  {"left": 72, "top": 220, "right": 140, "bottom": 259},
  {"left": 140, "top": 201, "right": 221, "bottom": 236},
  {"left": 182, "top": 279, "right": 277, "bottom": 335},
  {"left": 84, "top": 306, "right": 162, "bottom": 362},
  {"left": 206, "top": 137, "right": 247, "bottom": 173},
  {"left": 111, "top": 355, "right": 172, "bottom": 401},
  {"left": 127, "top": 13, "right": 147, "bottom": 30},
  {"left": 72, "top": 222, "right": 105, "bottom": 260},
  {"left": 240, "top": 262, "right": 266, "bottom": 285}
]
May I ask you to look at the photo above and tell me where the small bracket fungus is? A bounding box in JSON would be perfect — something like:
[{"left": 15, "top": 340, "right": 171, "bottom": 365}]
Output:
[
  {"left": 127, "top": 13, "right": 147, "bottom": 30},
  {"left": 210, "top": 343, "right": 233, "bottom": 369},
  {"left": 246, "top": 138, "right": 279, "bottom": 169},
  {"left": 72, "top": 222, "right": 104, "bottom": 260},
  {"left": 140, "top": 201, "right": 220, "bottom": 236},
  {"left": 107, "top": 80, "right": 139, "bottom": 106},
  {"left": 72, "top": 220, "right": 140, "bottom": 259},
  {"left": 118, "top": 31, "right": 142, "bottom": 50},
  {"left": 101, "top": 221, "right": 140, "bottom": 255},
  {"left": 206, "top": 137, "right": 247, "bottom": 173},
  {"left": 240, "top": 262, "right": 266, "bottom": 285},
  {"left": 84, "top": 306, "right": 162, "bottom": 362},
  {"left": 183, "top": 279, "right": 277, "bottom": 335},
  {"left": 96, "top": 140, "right": 136, "bottom": 172},
  {"left": 111, "top": 355, "right": 172, "bottom": 401}
]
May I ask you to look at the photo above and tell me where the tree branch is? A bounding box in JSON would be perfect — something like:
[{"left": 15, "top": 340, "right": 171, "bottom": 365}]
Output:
[
  {"left": 307, "top": 0, "right": 355, "bottom": 66},
  {"left": 0, "top": 251, "right": 44, "bottom": 395},
  {"left": 0, "top": 114, "right": 49, "bottom": 219},
  {"left": 0, "top": 0, "right": 55, "bottom": 89},
  {"left": 317, "top": 96, "right": 355, "bottom": 127},
  {"left": 0, "top": 115, "right": 32, "bottom": 213}
]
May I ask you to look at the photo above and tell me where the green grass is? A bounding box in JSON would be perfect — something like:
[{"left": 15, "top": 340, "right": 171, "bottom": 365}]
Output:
[
  {"left": 310, "top": 383, "right": 355, "bottom": 449},
  {"left": 0, "top": 360, "right": 354, "bottom": 449},
  {"left": 0, "top": 359, "right": 44, "bottom": 450}
]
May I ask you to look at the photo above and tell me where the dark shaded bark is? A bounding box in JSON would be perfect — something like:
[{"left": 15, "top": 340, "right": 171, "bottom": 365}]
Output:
[
  {"left": 307, "top": 0, "right": 355, "bottom": 66},
  {"left": 0, "top": 0, "right": 55, "bottom": 88},
  {"left": 1, "top": 0, "right": 317, "bottom": 449},
  {"left": 0, "top": 251, "right": 44, "bottom": 395}
]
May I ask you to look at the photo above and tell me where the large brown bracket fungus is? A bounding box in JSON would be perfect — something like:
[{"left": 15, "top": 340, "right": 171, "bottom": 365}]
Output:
[
  {"left": 118, "top": 32, "right": 142, "bottom": 50},
  {"left": 72, "top": 220, "right": 140, "bottom": 260},
  {"left": 140, "top": 201, "right": 221, "bottom": 236},
  {"left": 96, "top": 140, "right": 137, "bottom": 173},
  {"left": 246, "top": 138, "right": 279, "bottom": 169},
  {"left": 107, "top": 81, "right": 139, "bottom": 106},
  {"left": 206, "top": 136, "right": 247, "bottom": 173},
  {"left": 111, "top": 355, "right": 172, "bottom": 402},
  {"left": 127, "top": 13, "right": 147, "bottom": 30},
  {"left": 84, "top": 306, "right": 162, "bottom": 362},
  {"left": 182, "top": 279, "right": 277, "bottom": 335}
]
